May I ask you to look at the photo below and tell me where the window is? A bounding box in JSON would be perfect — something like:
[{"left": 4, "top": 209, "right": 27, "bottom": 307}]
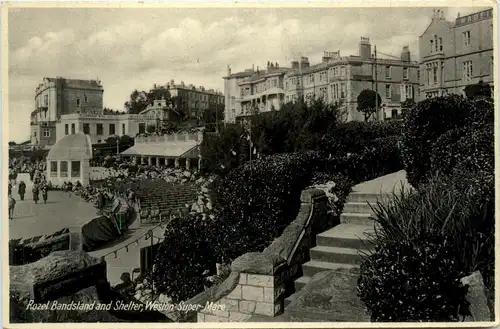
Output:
[
  {"left": 44, "top": 95, "right": 48, "bottom": 106},
  {"left": 433, "top": 66, "right": 438, "bottom": 84},
  {"left": 43, "top": 129, "right": 50, "bottom": 137},
  {"left": 341, "top": 66, "right": 346, "bottom": 75},
  {"left": 71, "top": 123, "right": 75, "bottom": 134},
  {"left": 463, "top": 31, "right": 471, "bottom": 46},
  {"left": 71, "top": 161, "right": 81, "bottom": 178},
  {"left": 65, "top": 124, "right": 69, "bottom": 135},
  {"left": 98, "top": 140, "right": 101, "bottom": 143},
  {"left": 430, "top": 40, "right": 434, "bottom": 53},
  {"left": 85, "top": 95, "right": 88, "bottom": 103},
  {"left": 391, "top": 109, "right": 398, "bottom": 118},
  {"left": 109, "top": 124, "right": 115, "bottom": 135},
  {"left": 439, "top": 37, "right": 443, "bottom": 51},
  {"left": 60, "top": 161, "right": 68, "bottom": 178},
  {"left": 139, "top": 123, "right": 146, "bottom": 134},
  {"left": 50, "top": 161, "right": 58, "bottom": 177},
  {"left": 34, "top": 131, "right": 36, "bottom": 137},
  {"left": 76, "top": 98, "right": 80, "bottom": 107},
  {"left": 462, "top": 61, "right": 473, "bottom": 81},
  {"left": 385, "top": 66, "right": 391, "bottom": 79},
  {"left": 308, "top": 75, "right": 314, "bottom": 84},
  {"left": 340, "top": 83, "right": 346, "bottom": 98},
  {"left": 83, "top": 123, "right": 90, "bottom": 135},
  {"left": 122, "top": 123, "right": 126, "bottom": 134},
  {"left": 272, "top": 79, "right": 277, "bottom": 88},
  {"left": 403, "top": 67, "right": 408, "bottom": 80},
  {"left": 96, "top": 124, "right": 103, "bottom": 135},
  {"left": 385, "top": 84, "right": 392, "bottom": 98}
]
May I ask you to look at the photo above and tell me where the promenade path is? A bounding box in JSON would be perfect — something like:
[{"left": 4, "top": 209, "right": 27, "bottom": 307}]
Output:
[{"left": 9, "top": 173, "right": 167, "bottom": 286}]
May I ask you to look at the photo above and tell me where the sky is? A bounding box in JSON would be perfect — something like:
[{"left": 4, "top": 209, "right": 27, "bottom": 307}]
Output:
[{"left": 7, "top": 5, "right": 491, "bottom": 142}]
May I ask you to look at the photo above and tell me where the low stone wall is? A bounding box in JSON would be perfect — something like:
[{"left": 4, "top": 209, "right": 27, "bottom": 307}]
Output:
[{"left": 181, "top": 189, "right": 328, "bottom": 323}]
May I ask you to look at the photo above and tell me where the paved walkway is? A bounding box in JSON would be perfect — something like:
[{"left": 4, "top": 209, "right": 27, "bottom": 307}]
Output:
[
  {"left": 9, "top": 176, "right": 97, "bottom": 240},
  {"left": 351, "top": 170, "right": 411, "bottom": 194}
]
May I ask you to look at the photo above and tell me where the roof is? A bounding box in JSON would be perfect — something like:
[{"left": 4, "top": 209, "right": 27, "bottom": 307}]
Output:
[
  {"left": 120, "top": 141, "right": 200, "bottom": 158},
  {"left": 46, "top": 77, "right": 103, "bottom": 90},
  {"left": 47, "top": 133, "right": 93, "bottom": 160}
]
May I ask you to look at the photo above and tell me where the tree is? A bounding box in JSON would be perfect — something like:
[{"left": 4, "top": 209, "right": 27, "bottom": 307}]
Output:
[
  {"left": 401, "top": 98, "right": 417, "bottom": 117},
  {"left": 124, "top": 90, "right": 149, "bottom": 114},
  {"left": 8, "top": 141, "right": 17, "bottom": 147},
  {"left": 357, "top": 89, "right": 382, "bottom": 121},
  {"left": 147, "top": 85, "right": 171, "bottom": 104},
  {"left": 146, "top": 125, "right": 156, "bottom": 133},
  {"left": 464, "top": 80, "right": 492, "bottom": 100}
]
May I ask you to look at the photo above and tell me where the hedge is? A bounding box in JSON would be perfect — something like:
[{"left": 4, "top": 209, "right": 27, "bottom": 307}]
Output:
[
  {"left": 211, "top": 152, "right": 320, "bottom": 263},
  {"left": 401, "top": 95, "right": 475, "bottom": 187},
  {"left": 319, "top": 120, "right": 403, "bottom": 155},
  {"left": 152, "top": 213, "right": 217, "bottom": 303}
]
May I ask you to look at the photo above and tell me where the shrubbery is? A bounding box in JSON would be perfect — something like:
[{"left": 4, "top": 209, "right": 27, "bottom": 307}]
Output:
[
  {"left": 401, "top": 95, "right": 475, "bottom": 187},
  {"left": 152, "top": 213, "right": 216, "bottom": 303},
  {"left": 211, "top": 152, "right": 321, "bottom": 263},
  {"left": 319, "top": 121, "right": 403, "bottom": 155},
  {"left": 358, "top": 232, "right": 470, "bottom": 322},
  {"left": 358, "top": 175, "right": 494, "bottom": 321}
]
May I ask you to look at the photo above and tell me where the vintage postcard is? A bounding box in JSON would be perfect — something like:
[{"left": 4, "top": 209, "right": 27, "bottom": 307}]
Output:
[{"left": 2, "top": 1, "right": 498, "bottom": 328}]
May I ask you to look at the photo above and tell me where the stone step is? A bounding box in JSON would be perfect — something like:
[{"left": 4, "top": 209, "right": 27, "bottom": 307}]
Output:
[
  {"left": 316, "top": 224, "right": 375, "bottom": 250},
  {"left": 340, "top": 212, "right": 375, "bottom": 226},
  {"left": 346, "top": 192, "right": 387, "bottom": 204},
  {"left": 294, "top": 276, "right": 311, "bottom": 292},
  {"left": 310, "top": 246, "right": 367, "bottom": 265},
  {"left": 302, "top": 260, "right": 360, "bottom": 277},
  {"left": 342, "top": 201, "right": 375, "bottom": 214}
]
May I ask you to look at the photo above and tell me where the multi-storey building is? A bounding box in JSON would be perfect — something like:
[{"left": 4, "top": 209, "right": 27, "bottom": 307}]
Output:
[
  {"left": 30, "top": 77, "right": 104, "bottom": 146},
  {"left": 56, "top": 99, "right": 171, "bottom": 144},
  {"left": 223, "top": 67, "right": 255, "bottom": 123},
  {"left": 419, "top": 8, "right": 494, "bottom": 100},
  {"left": 224, "top": 37, "right": 420, "bottom": 122},
  {"left": 166, "top": 80, "right": 224, "bottom": 119},
  {"left": 284, "top": 38, "right": 420, "bottom": 121}
]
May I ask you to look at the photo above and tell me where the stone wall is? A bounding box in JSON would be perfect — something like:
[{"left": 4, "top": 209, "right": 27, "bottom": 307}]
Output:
[{"left": 185, "top": 189, "right": 328, "bottom": 323}]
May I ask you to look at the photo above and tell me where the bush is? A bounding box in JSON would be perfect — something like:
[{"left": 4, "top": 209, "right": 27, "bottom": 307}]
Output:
[
  {"left": 319, "top": 120, "right": 403, "bottom": 155},
  {"left": 357, "top": 233, "right": 470, "bottom": 322},
  {"left": 401, "top": 95, "right": 475, "bottom": 187},
  {"left": 310, "top": 172, "right": 354, "bottom": 217},
  {"left": 211, "top": 152, "right": 320, "bottom": 263},
  {"left": 431, "top": 124, "right": 494, "bottom": 177},
  {"left": 358, "top": 174, "right": 494, "bottom": 321},
  {"left": 321, "top": 135, "right": 403, "bottom": 184},
  {"left": 151, "top": 213, "right": 216, "bottom": 303}
]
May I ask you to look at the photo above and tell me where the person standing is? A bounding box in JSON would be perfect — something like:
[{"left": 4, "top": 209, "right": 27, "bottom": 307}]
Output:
[
  {"left": 8, "top": 182, "right": 12, "bottom": 197},
  {"left": 29, "top": 168, "right": 35, "bottom": 182},
  {"left": 33, "top": 184, "right": 39, "bottom": 204},
  {"left": 8, "top": 196, "right": 16, "bottom": 220},
  {"left": 18, "top": 181, "right": 26, "bottom": 201},
  {"left": 41, "top": 184, "right": 48, "bottom": 204}
]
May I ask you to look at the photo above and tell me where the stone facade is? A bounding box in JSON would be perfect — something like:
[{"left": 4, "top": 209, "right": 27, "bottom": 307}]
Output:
[
  {"left": 31, "top": 77, "right": 104, "bottom": 146},
  {"left": 194, "top": 188, "right": 328, "bottom": 322}
]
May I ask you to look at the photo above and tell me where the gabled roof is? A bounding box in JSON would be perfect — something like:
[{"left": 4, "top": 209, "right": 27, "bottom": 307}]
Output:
[{"left": 420, "top": 18, "right": 454, "bottom": 38}]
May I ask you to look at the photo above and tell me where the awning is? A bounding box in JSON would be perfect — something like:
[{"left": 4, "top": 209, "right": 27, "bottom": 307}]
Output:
[{"left": 121, "top": 142, "right": 200, "bottom": 158}]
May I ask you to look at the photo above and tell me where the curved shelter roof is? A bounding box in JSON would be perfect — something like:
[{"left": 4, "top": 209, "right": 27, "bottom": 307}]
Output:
[{"left": 47, "top": 133, "right": 93, "bottom": 161}]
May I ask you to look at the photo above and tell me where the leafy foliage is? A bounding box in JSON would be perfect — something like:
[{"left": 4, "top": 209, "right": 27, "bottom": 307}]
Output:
[
  {"left": 358, "top": 233, "right": 470, "bottom": 322},
  {"left": 357, "top": 89, "right": 382, "bottom": 121},
  {"left": 464, "top": 80, "right": 492, "bottom": 100},
  {"left": 211, "top": 152, "right": 320, "bottom": 263},
  {"left": 401, "top": 95, "right": 476, "bottom": 187},
  {"left": 358, "top": 175, "right": 494, "bottom": 321},
  {"left": 152, "top": 213, "right": 216, "bottom": 303},
  {"left": 319, "top": 121, "right": 403, "bottom": 155}
]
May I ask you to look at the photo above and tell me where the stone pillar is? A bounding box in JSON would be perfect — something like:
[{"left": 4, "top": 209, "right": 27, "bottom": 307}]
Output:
[
  {"left": 198, "top": 157, "right": 202, "bottom": 171},
  {"left": 148, "top": 157, "right": 152, "bottom": 166},
  {"left": 174, "top": 158, "right": 180, "bottom": 168},
  {"left": 186, "top": 158, "right": 191, "bottom": 170}
]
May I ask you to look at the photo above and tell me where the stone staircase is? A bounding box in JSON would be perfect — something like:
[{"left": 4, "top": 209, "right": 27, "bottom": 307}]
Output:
[{"left": 284, "top": 191, "right": 381, "bottom": 308}]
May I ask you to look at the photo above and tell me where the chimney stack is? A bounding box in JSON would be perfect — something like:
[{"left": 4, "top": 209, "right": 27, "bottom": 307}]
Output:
[
  {"left": 291, "top": 60, "right": 299, "bottom": 69},
  {"left": 401, "top": 46, "right": 411, "bottom": 62},
  {"left": 227, "top": 65, "right": 231, "bottom": 76},
  {"left": 359, "top": 37, "right": 372, "bottom": 59}
]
